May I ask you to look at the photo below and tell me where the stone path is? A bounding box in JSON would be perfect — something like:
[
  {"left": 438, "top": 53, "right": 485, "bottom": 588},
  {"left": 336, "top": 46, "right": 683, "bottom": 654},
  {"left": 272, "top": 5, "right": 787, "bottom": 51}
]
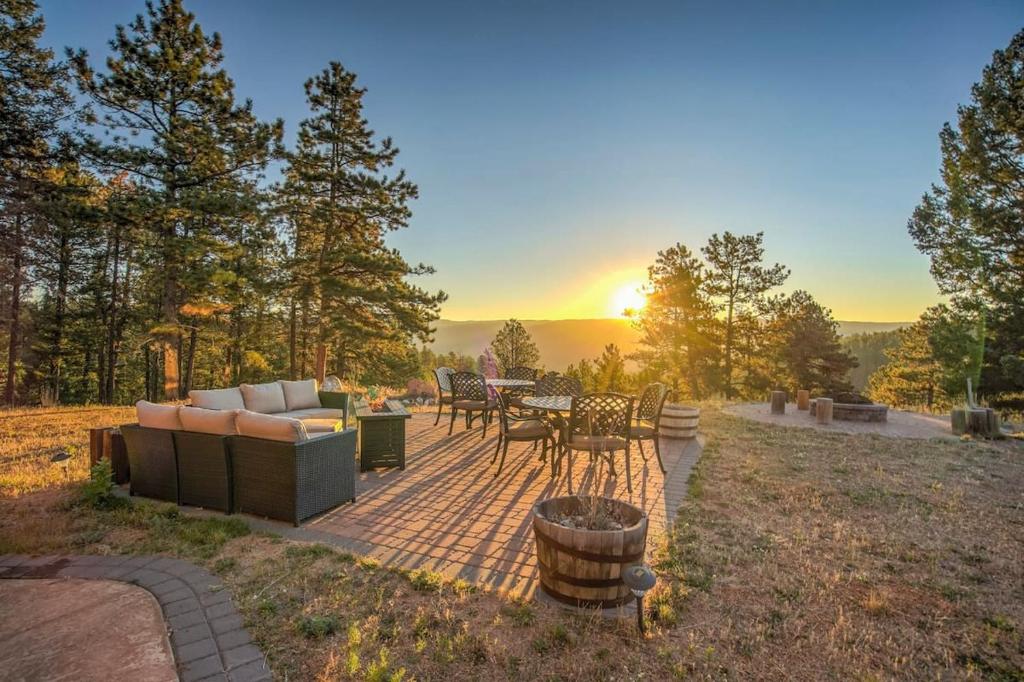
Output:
[
  {"left": 0, "top": 554, "right": 270, "bottom": 682},
  {"left": 252, "top": 413, "right": 702, "bottom": 598},
  {"left": 725, "top": 402, "right": 956, "bottom": 440}
]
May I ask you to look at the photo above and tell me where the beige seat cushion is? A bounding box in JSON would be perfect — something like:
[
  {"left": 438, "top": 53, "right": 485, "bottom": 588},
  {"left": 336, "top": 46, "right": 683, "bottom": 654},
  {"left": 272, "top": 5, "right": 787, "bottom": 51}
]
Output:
[
  {"left": 301, "top": 418, "right": 343, "bottom": 433},
  {"left": 179, "top": 407, "right": 238, "bottom": 435},
  {"left": 188, "top": 387, "right": 244, "bottom": 410},
  {"left": 235, "top": 410, "right": 307, "bottom": 442},
  {"left": 566, "top": 434, "right": 628, "bottom": 452},
  {"left": 278, "top": 379, "right": 321, "bottom": 411},
  {"left": 240, "top": 382, "right": 287, "bottom": 414},
  {"left": 278, "top": 408, "right": 344, "bottom": 420},
  {"left": 136, "top": 401, "right": 182, "bottom": 430},
  {"left": 453, "top": 399, "right": 495, "bottom": 410},
  {"left": 507, "top": 419, "right": 551, "bottom": 439}
]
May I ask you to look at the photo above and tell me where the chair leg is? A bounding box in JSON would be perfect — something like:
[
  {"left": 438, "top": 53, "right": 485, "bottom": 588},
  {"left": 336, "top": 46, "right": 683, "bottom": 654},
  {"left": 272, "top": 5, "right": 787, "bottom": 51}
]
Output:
[
  {"left": 448, "top": 408, "right": 457, "bottom": 436},
  {"left": 482, "top": 410, "right": 488, "bottom": 439},
  {"left": 654, "top": 435, "right": 667, "bottom": 474},
  {"left": 566, "top": 447, "right": 574, "bottom": 494},
  {"left": 533, "top": 440, "right": 538, "bottom": 451},
  {"left": 434, "top": 400, "right": 443, "bottom": 426},
  {"left": 538, "top": 438, "right": 547, "bottom": 462},
  {"left": 493, "top": 434, "right": 502, "bottom": 461},
  {"left": 637, "top": 438, "right": 646, "bottom": 459},
  {"left": 624, "top": 447, "right": 633, "bottom": 493},
  {"left": 495, "top": 438, "right": 509, "bottom": 476}
]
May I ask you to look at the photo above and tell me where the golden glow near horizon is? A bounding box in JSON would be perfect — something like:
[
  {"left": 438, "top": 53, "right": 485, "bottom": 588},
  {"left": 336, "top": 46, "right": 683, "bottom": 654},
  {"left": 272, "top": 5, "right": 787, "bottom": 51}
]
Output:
[{"left": 611, "top": 281, "right": 647, "bottom": 318}]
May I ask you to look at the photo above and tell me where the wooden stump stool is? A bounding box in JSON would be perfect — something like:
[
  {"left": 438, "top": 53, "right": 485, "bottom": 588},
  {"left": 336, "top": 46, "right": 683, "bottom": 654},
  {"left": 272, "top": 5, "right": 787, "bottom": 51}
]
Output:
[
  {"left": 89, "top": 427, "right": 130, "bottom": 484},
  {"left": 770, "top": 391, "right": 786, "bottom": 415},
  {"left": 815, "top": 398, "right": 833, "bottom": 425},
  {"left": 796, "top": 389, "right": 810, "bottom": 411}
]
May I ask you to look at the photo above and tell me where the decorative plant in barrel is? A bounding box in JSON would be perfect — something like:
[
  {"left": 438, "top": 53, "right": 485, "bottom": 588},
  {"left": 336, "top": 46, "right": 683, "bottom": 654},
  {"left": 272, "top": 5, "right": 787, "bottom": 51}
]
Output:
[{"left": 531, "top": 405, "right": 649, "bottom": 609}]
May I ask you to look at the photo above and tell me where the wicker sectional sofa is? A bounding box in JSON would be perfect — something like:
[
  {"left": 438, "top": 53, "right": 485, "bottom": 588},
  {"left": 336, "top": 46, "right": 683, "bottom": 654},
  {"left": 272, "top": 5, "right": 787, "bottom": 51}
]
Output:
[{"left": 122, "top": 380, "right": 356, "bottom": 525}]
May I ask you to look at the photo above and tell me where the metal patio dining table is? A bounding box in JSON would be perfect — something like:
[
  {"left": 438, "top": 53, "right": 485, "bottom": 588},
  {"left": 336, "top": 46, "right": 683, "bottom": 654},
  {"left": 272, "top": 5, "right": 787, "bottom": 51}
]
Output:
[{"left": 485, "top": 378, "right": 535, "bottom": 389}]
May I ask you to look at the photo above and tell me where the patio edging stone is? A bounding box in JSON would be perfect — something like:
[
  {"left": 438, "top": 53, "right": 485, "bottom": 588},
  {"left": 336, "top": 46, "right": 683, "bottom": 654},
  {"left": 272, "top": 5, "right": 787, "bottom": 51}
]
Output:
[{"left": 0, "top": 554, "right": 269, "bottom": 682}]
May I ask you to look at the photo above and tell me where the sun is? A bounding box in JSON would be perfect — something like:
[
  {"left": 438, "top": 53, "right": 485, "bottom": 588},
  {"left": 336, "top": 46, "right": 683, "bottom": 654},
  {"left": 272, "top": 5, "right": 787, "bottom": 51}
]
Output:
[{"left": 611, "top": 282, "right": 647, "bottom": 317}]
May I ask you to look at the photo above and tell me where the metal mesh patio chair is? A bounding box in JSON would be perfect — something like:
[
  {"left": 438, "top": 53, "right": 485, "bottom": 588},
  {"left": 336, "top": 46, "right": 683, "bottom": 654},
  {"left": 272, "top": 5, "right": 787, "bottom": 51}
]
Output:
[
  {"left": 555, "top": 392, "right": 635, "bottom": 493},
  {"left": 492, "top": 392, "right": 555, "bottom": 476},
  {"left": 535, "top": 374, "right": 583, "bottom": 398},
  {"left": 433, "top": 367, "right": 455, "bottom": 426},
  {"left": 630, "top": 383, "right": 669, "bottom": 473},
  {"left": 449, "top": 371, "right": 496, "bottom": 438}
]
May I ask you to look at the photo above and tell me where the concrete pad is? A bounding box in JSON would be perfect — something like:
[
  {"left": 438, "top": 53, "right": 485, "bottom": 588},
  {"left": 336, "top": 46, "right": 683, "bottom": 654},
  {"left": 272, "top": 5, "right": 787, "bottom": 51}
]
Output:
[
  {"left": 726, "top": 402, "right": 956, "bottom": 440},
  {"left": 0, "top": 579, "right": 177, "bottom": 682}
]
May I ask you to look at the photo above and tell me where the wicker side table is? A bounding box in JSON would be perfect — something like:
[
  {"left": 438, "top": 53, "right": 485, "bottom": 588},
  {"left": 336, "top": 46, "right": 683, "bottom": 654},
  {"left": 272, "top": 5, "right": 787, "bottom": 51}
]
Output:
[{"left": 355, "top": 399, "right": 412, "bottom": 471}]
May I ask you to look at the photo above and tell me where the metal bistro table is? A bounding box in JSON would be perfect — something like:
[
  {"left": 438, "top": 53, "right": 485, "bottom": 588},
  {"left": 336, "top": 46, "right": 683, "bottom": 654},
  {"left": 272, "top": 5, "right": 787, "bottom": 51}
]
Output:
[
  {"left": 520, "top": 395, "right": 572, "bottom": 414},
  {"left": 355, "top": 399, "right": 412, "bottom": 471}
]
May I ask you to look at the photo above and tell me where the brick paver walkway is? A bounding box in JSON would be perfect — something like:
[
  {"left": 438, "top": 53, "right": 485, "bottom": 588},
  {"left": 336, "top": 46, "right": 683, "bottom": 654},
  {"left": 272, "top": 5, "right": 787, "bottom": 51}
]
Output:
[{"left": 287, "top": 414, "right": 701, "bottom": 598}]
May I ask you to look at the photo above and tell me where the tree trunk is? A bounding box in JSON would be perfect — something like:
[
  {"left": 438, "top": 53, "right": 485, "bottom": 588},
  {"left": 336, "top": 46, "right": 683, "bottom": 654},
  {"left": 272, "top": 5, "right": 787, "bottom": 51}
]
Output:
[
  {"left": 50, "top": 228, "right": 71, "bottom": 404},
  {"left": 183, "top": 323, "right": 197, "bottom": 396},
  {"left": 723, "top": 297, "right": 735, "bottom": 399},
  {"left": 315, "top": 344, "right": 327, "bottom": 384},
  {"left": 5, "top": 214, "right": 24, "bottom": 405},
  {"left": 288, "top": 297, "right": 298, "bottom": 380}
]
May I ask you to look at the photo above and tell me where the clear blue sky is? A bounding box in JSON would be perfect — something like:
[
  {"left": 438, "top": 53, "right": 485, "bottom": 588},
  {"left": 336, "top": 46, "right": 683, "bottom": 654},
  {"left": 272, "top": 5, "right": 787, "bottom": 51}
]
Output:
[{"left": 38, "top": 0, "right": 1024, "bottom": 321}]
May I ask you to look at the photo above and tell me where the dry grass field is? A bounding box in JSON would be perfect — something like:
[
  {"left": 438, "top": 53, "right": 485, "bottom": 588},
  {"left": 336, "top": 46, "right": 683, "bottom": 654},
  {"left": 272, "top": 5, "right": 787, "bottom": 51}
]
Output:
[{"left": 0, "top": 404, "right": 1022, "bottom": 679}]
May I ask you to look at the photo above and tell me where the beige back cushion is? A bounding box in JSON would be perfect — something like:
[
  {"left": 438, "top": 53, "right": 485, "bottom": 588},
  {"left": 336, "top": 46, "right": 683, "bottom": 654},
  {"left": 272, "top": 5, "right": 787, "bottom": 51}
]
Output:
[
  {"left": 278, "top": 379, "right": 320, "bottom": 411},
  {"left": 136, "top": 401, "right": 182, "bottom": 430},
  {"left": 188, "top": 387, "right": 245, "bottom": 410},
  {"left": 239, "top": 382, "right": 287, "bottom": 414},
  {"left": 179, "top": 407, "right": 238, "bottom": 435},
  {"left": 235, "top": 410, "right": 307, "bottom": 442}
]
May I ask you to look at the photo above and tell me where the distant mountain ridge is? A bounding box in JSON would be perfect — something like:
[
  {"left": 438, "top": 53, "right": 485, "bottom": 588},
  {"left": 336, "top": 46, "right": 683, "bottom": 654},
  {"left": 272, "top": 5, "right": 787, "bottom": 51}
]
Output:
[{"left": 428, "top": 318, "right": 910, "bottom": 372}]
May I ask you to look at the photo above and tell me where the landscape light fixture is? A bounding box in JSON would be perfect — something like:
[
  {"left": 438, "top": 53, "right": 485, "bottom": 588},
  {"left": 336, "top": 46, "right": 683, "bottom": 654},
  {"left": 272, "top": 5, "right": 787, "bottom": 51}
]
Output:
[
  {"left": 622, "top": 564, "right": 657, "bottom": 635},
  {"left": 50, "top": 450, "right": 72, "bottom": 482}
]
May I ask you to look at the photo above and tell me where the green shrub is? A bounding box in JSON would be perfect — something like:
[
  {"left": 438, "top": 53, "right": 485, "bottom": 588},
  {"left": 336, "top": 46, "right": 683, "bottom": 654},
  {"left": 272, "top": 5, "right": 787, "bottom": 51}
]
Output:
[
  {"left": 297, "top": 614, "right": 341, "bottom": 638},
  {"left": 79, "top": 459, "right": 128, "bottom": 510}
]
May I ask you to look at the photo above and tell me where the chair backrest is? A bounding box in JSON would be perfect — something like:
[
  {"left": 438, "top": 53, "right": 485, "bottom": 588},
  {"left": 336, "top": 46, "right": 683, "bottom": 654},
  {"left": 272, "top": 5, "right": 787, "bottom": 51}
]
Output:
[
  {"left": 505, "top": 366, "right": 537, "bottom": 381},
  {"left": 567, "top": 393, "right": 634, "bottom": 440},
  {"left": 450, "top": 371, "right": 487, "bottom": 401},
  {"left": 433, "top": 367, "right": 455, "bottom": 394},
  {"left": 536, "top": 374, "right": 583, "bottom": 397},
  {"left": 493, "top": 391, "right": 514, "bottom": 435},
  {"left": 636, "top": 383, "right": 668, "bottom": 421}
]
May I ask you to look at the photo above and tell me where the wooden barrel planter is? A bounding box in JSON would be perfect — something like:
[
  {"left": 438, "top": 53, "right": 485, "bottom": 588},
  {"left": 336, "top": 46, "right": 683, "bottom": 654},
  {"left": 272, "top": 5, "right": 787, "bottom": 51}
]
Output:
[
  {"left": 532, "top": 496, "right": 648, "bottom": 609},
  {"left": 659, "top": 403, "right": 699, "bottom": 439}
]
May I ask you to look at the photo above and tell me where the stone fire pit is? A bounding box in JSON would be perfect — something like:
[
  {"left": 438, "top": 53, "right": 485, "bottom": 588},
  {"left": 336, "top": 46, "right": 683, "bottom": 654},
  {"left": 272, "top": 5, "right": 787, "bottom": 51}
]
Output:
[{"left": 809, "top": 399, "right": 888, "bottom": 422}]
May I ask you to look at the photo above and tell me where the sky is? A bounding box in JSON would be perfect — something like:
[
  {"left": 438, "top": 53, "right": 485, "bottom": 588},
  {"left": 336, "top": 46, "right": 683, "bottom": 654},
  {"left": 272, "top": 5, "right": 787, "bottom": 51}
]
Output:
[{"left": 37, "top": 0, "right": 1024, "bottom": 322}]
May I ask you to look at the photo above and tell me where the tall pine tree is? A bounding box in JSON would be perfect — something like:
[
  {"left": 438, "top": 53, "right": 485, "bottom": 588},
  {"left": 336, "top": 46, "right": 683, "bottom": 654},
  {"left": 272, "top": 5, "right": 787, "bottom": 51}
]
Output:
[
  {"left": 281, "top": 61, "right": 444, "bottom": 383},
  {"left": 69, "top": 0, "right": 282, "bottom": 399}
]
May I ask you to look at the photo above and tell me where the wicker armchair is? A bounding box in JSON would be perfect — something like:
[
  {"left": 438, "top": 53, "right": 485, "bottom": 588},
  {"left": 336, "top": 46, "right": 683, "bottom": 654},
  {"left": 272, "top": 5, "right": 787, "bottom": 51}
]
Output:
[
  {"left": 173, "top": 431, "right": 232, "bottom": 512},
  {"left": 556, "top": 393, "right": 635, "bottom": 493},
  {"left": 448, "top": 371, "right": 495, "bottom": 438},
  {"left": 121, "top": 424, "right": 179, "bottom": 503},
  {"left": 630, "top": 383, "right": 670, "bottom": 474},
  {"left": 492, "top": 392, "right": 555, "bottom": 477},
  {"left": 231, "top": 428, "right": 357, "bottom": 526},
  {"left": 433, "top": 367, "right": 455, "bottom": 426}
]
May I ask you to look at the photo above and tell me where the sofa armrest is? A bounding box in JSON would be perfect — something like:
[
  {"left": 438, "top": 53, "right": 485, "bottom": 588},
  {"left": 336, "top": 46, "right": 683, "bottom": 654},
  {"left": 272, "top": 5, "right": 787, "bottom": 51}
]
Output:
[{"left": 318, "top": 391, "right": 350, "bottom": 429}]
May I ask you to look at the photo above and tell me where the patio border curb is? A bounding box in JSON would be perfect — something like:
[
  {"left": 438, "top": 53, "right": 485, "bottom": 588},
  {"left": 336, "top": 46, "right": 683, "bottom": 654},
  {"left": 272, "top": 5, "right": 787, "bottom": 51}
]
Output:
[{"left": 0, "top": 554, "right": 270, "bottom": 682}]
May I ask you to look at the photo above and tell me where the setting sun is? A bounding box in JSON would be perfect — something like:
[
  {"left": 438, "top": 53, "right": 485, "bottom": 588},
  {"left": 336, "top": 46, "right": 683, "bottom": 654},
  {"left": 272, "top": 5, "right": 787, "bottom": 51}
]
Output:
[{"left": 611, "top": 282, "right": 647, "bottom": 317}]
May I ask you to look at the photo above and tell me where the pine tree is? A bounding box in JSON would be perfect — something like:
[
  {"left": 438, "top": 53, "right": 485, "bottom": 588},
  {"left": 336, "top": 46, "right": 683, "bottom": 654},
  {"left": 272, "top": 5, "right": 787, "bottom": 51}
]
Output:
[
  {"left": 907, "top": 28, "right": 1024, "bottom": 400},
  {"left": 631, "top": 243, "right": 718, "bottom": 399},
  {"left": 1, "top": 0, "right": 73, "bottom": 404},
  {"left": 69, "top": 0, "right": 283, "bottom": 399},
  {"left": 490, "top": 319, "right": 540, "bottom": 374},
  {"left": 867, "top": 305, "right": 981, "bottom": 410},
  {"left": 702, "top": 231, "right": 788, "bottom": 399},
  {"left": 765, "top": 290, "right": 857, "bottom": 395},
  {"left": 281, "top": 61, "right": 444, "bottom": 382}
]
